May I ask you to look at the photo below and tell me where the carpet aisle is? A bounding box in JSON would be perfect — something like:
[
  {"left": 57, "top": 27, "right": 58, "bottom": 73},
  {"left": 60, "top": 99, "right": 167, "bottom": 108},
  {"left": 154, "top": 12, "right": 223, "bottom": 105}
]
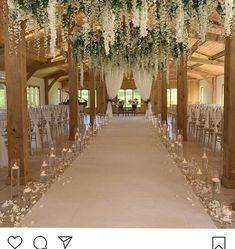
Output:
[{"left": 22, "top": 117, "right": 215, "bottom": 228}]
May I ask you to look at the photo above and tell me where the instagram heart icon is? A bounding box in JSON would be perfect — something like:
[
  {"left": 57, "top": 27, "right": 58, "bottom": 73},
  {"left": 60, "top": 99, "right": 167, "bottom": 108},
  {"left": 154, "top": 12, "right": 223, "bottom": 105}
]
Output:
[{"left": 8, "top": 236, "right": 23, "bottom": 249}]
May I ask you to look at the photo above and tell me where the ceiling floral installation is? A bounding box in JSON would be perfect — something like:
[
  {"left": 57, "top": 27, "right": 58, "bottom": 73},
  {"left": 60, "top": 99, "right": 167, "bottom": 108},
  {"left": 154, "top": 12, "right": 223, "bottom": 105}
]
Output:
[{"left": 5, "top": 0, "right": 235, "bottom": 75}]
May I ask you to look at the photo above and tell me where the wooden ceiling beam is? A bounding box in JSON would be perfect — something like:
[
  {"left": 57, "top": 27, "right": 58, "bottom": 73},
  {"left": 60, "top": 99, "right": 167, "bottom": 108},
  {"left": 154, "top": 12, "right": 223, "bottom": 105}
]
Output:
[
  {"left": 191, "top": 40, "right": 207, "bottom": 54},
  {"left": 209, "top": 50, "right": 225, "bottom": 60},
  {"left": 28, "top": 59, "right": 66, "bottom": 73},
  {"left": 189, "top": 63, "right": 203, "bottom": 70},
  {"left": 44, "top": 70, "right": 67, "bottom": 80},
  {"left": 190, "top": 56, "right": 224, "bottom": 66}
]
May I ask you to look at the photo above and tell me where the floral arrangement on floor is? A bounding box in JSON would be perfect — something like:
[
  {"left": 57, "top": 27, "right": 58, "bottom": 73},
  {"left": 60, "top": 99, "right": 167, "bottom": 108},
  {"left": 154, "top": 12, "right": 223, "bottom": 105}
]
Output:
[
  {"left": 4, "top": 0, "right": 235, "bottom": 74},
  {"left": 155, "top": 119, "right": 235, "bottom": 228}
]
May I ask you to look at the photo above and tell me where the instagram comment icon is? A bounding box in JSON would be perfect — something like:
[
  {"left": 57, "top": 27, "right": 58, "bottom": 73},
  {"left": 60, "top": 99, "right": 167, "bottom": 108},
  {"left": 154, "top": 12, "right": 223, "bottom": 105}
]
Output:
[{"left": 33, "top": 236, "right": 48, "bottom": 249}]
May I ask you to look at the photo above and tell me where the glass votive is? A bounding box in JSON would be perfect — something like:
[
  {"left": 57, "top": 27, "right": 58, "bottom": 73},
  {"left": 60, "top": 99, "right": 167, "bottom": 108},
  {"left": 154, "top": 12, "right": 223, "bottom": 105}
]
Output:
[
  {"left": 201, "top": 148, "right": 209, "bottom": 181},
  {"left": 10, "top": 160, "right": 20, "bottom": 199},
  {"left": 222, "top": 203, "right": 233, "bottom": 219},
  {"left": 49, "top": 152, "right": 56, "bottom": 177},
  {"left": 40, "top": 161, "right": 49, "bottom": 184},
  {"left": 23, "top": 186, "right": 32, "bottom": 206},
  {"left": 67, "top": 148, "right": 73, "bottom": 164},
  {"left": 62, "top": 148, "right": 68, "bottom": 166},
  {"left": 211, "top": 177, "right": 221, "bottom": 200}
]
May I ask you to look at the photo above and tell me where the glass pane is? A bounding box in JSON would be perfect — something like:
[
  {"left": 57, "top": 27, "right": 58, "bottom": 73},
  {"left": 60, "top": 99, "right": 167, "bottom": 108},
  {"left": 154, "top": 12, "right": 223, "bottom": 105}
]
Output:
[
  {"left": 133, "top": 89, "right": 141, "bottom": 107},
  {"left": 81, "top": 90, "right": 89, "bottom": 108},
  {"left": 171, "top": 89, "right": 177, "bottom": 105},
  {"left": 27, "top": 86, "right": 30, "bottom": 107},
  {"left": 0, "top": 88, "right": 6, "bottom": 108},
  {"left": 126, "top": 89, "right": 133, "bottom": 107},
  {"left": 167, "top": 89, "right": 171, "bottom": 107},
  {"left": 117, "top": 90, "right": 125, "bottom": 105},
  {"left": 35, "top": 87, "right": 40, "bottom": 106}
]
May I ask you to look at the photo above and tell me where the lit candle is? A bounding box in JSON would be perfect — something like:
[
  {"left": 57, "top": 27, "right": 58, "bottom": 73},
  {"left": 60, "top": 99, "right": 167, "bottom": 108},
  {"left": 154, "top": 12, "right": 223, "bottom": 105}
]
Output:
[
  {"left": 223, "top": 206, "right": 232, "bottom": 217},
  {"left": 197, "top": 168, "right": 203, "bottom": 175},
  {"left": 12, "top": 163, "right": 19, "bottom": 170}
]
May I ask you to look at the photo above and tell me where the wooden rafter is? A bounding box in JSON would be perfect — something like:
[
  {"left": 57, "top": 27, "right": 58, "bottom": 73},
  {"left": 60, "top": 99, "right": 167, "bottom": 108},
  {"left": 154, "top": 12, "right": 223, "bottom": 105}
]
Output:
[
  {"left": 190, "top": 56, "right": 224, "bottom": 67},
  {"left": 189, "top": 63, "right": 203, "bottom": 70},
  {"left": 28, "top": 59, "right": 66, "bottom": 73},
  {"left": 209, "top": 50, "right": 225, "bottom": 60},
  {"left": 191, "top": 40, "right": 207, "bottom": 55}
]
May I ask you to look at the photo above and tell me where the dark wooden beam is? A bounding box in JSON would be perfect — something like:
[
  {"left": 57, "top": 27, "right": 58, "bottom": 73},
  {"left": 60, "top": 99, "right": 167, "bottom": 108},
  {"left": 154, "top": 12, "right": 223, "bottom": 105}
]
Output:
[
  {"left": 189, "top": 63, "right": 203, "bottom": 70},
  {"left": 190, "top": 56, "right": 224, "bottom": 67},
  {"left": 222, "top": 37, "right": 235, "bottom": 188},
  {"left": 209, "top": 50, "right": 225, "bottom": 60}
]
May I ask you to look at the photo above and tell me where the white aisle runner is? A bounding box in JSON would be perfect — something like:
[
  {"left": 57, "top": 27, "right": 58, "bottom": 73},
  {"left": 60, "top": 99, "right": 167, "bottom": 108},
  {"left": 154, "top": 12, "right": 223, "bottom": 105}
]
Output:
[{"left": 22, "top": 117, "right": 215, "bottom": 228}]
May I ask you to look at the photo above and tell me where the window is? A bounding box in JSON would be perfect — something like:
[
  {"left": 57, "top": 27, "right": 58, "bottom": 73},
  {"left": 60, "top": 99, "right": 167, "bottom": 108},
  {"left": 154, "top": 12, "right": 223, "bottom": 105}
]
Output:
[
  {"left": 79, "top": 89, "right": 90, "bottom": 107},
  {"left": 78, "top": 90, "right": 97, "bottom": 108},
  {"left": 167, "top": 88, "right": 177, "bottom": 107},
  {"left": 27, "top": 86, "right": 40, "bottom": 107},
  {"left": 58, "top": 88, "right": 62, "bottom": 103},
  {"left": 0, "top": 84, "right": 6, "bottom": 108},
  {"left": 117, "top": 89, "right": 142, "bottom": 107},
  {"left": 200, "top": 87, "right": 204, "bottom": 104}
]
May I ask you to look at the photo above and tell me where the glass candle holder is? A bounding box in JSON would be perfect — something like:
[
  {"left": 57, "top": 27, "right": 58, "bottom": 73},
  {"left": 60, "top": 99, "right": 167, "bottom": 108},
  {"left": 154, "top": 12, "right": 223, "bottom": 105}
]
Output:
[
  {"left": 201, "top": 148, "right": 209, "bottom": 181},
  {"left": 10, "top": 160, "right": 20, "bottom": 199},
  {"left": 211, "top": 177, "right": 221, "bottom": 200},
  {"left": 40, "top": 160, "right": 49, "bottom": 184},
  {"left": 23, "top": 186, "right": 32, "bottom": 207},
  {"left": 177, "top": 129, "right": 183, "bottom": 143},
  {"left": 49, "top": 152, "right": 56, "bottom": 177},
  {"left": 61, "top": 148, "right": 68, "bottom": 166},
  {"left": 222, "top": 203, "right": 233, "bottom": 219},
  {"left": 177, "top": 142, "right": 184, "bottom": 162},
  {"left": 67, "top": 148, "right": 73, "bottom": 164}
]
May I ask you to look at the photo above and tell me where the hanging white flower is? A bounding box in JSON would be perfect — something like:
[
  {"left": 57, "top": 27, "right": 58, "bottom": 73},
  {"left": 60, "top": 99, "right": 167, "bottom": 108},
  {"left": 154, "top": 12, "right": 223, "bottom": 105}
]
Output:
[
  {"left": 224, "top": 0, "right": 234, "bottom": 36},
  {"left": 176, "top": 1, "right": 184, "bottom": 43},
  {"left": 140, "top": 0, "right": 148, "bottom": 37},
  {"left": 102, "top": 5, "right": 116, "bottom": 55},
  {"left": 132, "top": 0, "right": 140, "bottom": 27},
  {"left": 80, "top": 62, "right": 84, "bottom": 88},
  {"left": 47, "top": 0, "right": 57, "bottom": 57}
]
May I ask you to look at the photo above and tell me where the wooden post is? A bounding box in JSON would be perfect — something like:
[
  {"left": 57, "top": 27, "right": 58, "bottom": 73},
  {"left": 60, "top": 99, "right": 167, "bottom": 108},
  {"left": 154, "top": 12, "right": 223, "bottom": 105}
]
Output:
[
  {"left": 3, "top": 5, "right": 30, "bottom": 184},
  {"left": 177, "top": 55, "right": 188, "bottom": 141},
  {"left": 103, "top": 81, "right": 107, "bottom": 114},
  {"left": 44, "top": 78, "right": 49, "bottom": 105},
  {"left": 161, "top": 70, "right": 167, "bottom": 123},
  {"left": 151, "top": 81, "right": 158, "bottom": 116},
  {"left": 212, "top": 77, "right": 217, "bottom": 104},
  {"left": 222, "top": 37, "right": 235, "bottom": 188},
  {"left": 156, "top": 80, "right": 161, "bottom": 116},
  {"left": 68, "top": 42, "right": 79, "bottom": 141},
  {"left": 90, "top": 71, "right": 96, "bottom": 126}
]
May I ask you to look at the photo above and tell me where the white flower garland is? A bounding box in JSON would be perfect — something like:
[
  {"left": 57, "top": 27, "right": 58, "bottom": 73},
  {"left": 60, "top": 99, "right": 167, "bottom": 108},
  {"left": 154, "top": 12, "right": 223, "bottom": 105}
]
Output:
[
  {"left": 102, "top": 5, "right": 116, "bottom": 55},
  {"left": 140, "top": 0, "right": 148, "bottom": 37},
  {"left": 224, "top": 0, "right": 234, "bottom": 36},
  {"left": 176, "top": 1, "right": 185, "bottom": 43},
  {"left": 47, "top": 0, "right": 57, "bottom": 57}
]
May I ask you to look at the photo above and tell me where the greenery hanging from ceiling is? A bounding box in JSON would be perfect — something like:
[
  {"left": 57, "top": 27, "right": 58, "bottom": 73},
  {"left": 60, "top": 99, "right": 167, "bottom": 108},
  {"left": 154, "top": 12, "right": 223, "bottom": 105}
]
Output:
[{"left": 5, "top": 0, "right": 235, "bottom": 74}]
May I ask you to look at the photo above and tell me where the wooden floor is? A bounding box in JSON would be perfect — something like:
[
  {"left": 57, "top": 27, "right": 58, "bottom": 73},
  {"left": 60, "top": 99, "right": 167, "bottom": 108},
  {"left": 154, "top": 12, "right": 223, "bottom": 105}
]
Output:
[{"left": 22, "top": 117, "right": 215, "bottom": 228}]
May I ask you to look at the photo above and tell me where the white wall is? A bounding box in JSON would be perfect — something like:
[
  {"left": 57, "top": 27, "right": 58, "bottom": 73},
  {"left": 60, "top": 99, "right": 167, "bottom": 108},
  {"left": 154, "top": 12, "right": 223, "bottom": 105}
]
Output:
[
  {"left": 27, "top": 77, "right": 45, "bottom": 105},
  {"left": 48, "top": 81, "right": 62, "bottom": 105},
  {"left": 199, "top": 79, "right": 213, "bottom": 104},
  {"left": 215, "top": 75, "right": 224, "bottom": 106}
]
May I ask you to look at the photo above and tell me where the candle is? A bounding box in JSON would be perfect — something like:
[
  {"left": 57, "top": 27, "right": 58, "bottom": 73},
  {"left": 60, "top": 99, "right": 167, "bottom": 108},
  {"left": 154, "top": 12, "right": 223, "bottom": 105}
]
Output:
[
  {"left": 12, "top": 163, "right": 19, "bottom": 170},
  {"left": 197, "top": 168, "right": 203, "bottom": 175},
  {"left": 23, "top": 187, "right": 32, "bottom": 194},
  {"left": 223, "top": 206, "right": 232, "bottom": 217},
  {"left": 42, "top": 161, "right": 48, "bottom": 167}
]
